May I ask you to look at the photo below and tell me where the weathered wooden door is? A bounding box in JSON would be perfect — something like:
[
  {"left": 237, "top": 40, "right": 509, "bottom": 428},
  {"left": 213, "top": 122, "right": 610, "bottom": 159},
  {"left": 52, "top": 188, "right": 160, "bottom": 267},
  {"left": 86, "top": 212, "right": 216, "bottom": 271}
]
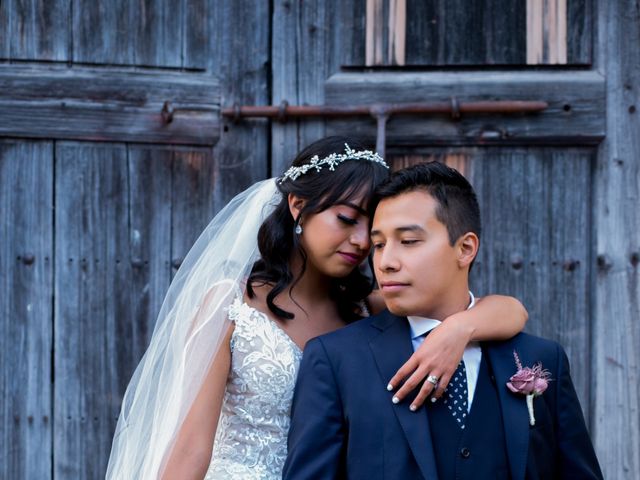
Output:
[
  {"left": 268, "top": 1, "right": 638, "bottom": 479},
  {"left": 0, "top": 2, "right": 269, "bottom": 479}
]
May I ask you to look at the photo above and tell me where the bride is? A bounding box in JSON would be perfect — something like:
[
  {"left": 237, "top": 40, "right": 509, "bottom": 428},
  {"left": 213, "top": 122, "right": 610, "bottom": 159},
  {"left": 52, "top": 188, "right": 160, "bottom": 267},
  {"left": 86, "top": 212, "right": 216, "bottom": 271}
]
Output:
[{"left": 106, "top": 136, "right": 527, "bottom": 479}]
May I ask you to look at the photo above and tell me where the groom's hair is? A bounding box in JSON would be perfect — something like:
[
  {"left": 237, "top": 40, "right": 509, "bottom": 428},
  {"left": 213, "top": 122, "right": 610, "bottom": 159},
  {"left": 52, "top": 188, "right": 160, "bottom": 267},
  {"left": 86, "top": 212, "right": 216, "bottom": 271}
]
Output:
[{"left": 371, "top": 161, "right": 481, "bottom": 246}]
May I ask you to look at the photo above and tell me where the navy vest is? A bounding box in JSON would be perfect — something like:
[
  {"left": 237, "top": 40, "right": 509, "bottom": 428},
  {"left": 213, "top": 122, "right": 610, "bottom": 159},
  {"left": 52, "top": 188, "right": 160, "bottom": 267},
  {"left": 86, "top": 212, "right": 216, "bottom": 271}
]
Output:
[{"left": 427, "top": 352, "right": 511, "bottom": 479}]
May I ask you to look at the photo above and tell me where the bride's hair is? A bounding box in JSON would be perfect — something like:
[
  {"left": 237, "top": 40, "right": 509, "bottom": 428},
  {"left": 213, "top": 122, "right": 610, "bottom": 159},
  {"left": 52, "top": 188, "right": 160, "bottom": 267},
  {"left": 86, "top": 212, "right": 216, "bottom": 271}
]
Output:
[{"left": 247, "top": 136, "right": 390, "bottom": 321}]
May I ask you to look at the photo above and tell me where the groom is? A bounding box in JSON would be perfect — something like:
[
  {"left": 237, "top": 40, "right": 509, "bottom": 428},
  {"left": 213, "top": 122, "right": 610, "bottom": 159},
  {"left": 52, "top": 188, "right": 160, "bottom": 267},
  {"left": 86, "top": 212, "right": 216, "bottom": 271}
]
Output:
[{"left": 283, "top": 162, "right": 602, "bottom": 479}]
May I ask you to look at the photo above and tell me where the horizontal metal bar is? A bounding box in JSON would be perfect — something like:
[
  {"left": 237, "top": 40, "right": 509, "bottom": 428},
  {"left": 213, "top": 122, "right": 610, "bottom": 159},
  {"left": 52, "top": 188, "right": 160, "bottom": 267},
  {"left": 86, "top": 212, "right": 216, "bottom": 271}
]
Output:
[{"left": 222, "top": 99, "right": 548, "bottom": 122}]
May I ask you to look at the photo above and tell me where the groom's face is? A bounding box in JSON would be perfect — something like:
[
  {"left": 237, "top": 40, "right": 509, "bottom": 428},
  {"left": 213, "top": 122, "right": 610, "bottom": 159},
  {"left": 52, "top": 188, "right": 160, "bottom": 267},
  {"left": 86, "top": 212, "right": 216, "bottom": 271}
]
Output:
[{"left": 371, "top": 189, "right": 462, "bottom": 319}]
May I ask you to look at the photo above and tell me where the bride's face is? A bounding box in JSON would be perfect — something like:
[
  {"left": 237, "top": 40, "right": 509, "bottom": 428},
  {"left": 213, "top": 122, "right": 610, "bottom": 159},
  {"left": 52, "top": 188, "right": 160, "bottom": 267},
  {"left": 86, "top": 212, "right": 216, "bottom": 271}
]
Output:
[{"left": 296, "top": 196, "right": 371, "bottom": 278}]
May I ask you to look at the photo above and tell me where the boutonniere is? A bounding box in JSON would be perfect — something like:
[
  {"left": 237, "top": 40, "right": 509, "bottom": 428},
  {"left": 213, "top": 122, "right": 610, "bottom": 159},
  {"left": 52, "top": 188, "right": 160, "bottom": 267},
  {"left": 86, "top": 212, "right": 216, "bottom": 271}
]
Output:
[{"left": 506, "top": 350, "right": 551, "bottom": 426}]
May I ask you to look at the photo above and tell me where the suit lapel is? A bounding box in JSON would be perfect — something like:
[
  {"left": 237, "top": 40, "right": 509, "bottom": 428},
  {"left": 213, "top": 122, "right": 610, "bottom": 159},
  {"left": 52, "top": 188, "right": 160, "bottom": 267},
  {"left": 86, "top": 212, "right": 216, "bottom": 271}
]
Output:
[
  {"left": 369, "top": 312, "right": 439, "bottom": 480},
  {"left": 485, "top": 342, "right": 529, "bottom": 480}
]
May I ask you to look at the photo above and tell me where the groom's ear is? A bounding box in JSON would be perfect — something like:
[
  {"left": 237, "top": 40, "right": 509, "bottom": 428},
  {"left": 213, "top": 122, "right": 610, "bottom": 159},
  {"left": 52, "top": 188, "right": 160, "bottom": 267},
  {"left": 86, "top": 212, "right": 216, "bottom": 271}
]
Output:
[
  {"left": 288, "top": 193, "right": 306, "bottom": 223},
  {"left": 456, "top": 232, "right": 479, "bottom": 269}
]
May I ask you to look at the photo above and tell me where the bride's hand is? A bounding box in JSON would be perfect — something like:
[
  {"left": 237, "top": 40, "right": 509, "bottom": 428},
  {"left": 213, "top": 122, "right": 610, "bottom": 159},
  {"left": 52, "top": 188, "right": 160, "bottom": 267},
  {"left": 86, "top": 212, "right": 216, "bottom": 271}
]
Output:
[{"left": 386, "top": 315, "right": 472, "bottom": 411}]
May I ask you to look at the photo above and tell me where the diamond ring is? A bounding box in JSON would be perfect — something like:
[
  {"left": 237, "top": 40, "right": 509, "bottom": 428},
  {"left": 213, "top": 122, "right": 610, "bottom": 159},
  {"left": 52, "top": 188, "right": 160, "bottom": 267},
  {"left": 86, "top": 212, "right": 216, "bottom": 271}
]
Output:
[{"left": 426, "top": 375, "right": 439, "bottom": 386}]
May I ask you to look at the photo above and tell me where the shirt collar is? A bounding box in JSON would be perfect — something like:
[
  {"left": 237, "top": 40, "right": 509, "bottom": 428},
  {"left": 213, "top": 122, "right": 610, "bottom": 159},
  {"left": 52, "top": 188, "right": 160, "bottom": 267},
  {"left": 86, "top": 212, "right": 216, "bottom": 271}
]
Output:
[{"left": 407, "top": 291, "right": 476, "bottom": 339}]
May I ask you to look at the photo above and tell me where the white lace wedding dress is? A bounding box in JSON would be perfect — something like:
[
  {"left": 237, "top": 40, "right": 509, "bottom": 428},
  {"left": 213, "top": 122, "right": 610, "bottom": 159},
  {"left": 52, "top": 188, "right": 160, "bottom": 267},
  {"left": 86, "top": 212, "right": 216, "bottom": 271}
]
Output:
[{"left": 205, "top": 297, "right": 303, "bottom": 479}]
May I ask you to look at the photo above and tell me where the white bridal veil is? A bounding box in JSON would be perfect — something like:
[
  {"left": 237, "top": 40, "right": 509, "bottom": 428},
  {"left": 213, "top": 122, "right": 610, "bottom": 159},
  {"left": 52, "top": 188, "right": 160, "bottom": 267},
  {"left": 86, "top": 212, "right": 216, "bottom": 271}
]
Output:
[{"left": 106, "top": 179, "right": 280, "bottom": 479}]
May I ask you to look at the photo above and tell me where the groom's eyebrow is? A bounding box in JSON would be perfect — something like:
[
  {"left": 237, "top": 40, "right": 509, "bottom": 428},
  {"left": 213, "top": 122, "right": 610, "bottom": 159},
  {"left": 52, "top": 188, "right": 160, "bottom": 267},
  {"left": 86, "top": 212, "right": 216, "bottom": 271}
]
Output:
[{"left": 370, "top": 225, "right": 425, "bottom": 237}]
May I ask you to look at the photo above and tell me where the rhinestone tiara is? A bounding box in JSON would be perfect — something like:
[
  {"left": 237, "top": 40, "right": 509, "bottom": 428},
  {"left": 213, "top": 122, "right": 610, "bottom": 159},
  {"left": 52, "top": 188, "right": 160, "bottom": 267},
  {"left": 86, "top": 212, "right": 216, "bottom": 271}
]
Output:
[{"left": 278, "top": 144, "right": 389, "bottom": 184}]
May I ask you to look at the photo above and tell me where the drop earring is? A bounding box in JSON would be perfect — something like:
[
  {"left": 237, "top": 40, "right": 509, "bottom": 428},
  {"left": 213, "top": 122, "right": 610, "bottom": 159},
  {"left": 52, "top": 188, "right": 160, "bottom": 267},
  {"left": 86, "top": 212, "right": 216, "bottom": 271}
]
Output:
[{"left": 295, "top": 224, "right": 303, "bottom": 235}]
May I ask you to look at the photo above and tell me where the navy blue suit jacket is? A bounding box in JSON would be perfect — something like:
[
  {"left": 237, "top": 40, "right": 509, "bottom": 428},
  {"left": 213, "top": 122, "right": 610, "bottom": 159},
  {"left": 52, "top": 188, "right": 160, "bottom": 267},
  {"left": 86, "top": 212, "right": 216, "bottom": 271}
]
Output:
[{"left": 283, "top": 310, "right": 603, "bottom": 480}]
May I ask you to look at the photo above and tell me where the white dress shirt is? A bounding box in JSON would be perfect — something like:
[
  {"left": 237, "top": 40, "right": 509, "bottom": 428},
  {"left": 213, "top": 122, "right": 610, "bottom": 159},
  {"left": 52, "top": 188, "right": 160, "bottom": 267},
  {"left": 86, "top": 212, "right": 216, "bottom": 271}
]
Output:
[{"left": 407, "top": 292, "right": 481, "bottom": 411}]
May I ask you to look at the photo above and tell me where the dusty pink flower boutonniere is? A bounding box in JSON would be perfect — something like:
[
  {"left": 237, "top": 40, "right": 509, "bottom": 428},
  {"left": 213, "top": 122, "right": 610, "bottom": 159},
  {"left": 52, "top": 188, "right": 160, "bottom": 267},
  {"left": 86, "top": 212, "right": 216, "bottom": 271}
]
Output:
[{"left": 506, "top": 350, "right": 551, "bottom": 426}]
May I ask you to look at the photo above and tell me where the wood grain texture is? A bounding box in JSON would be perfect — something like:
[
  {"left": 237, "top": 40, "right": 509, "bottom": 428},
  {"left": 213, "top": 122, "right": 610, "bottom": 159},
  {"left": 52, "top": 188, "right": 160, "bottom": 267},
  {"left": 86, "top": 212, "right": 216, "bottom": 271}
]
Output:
[
  {"left": 567, "top": 0, "right": 592, "bottom": 64},
  {"left": 326, "top": 71, "right": 605, "bottom": 146},
  {"left": 527, "top": 0, "right": 567, "bottom": 64},
  {"left": 0, "top": 140, "right": 53, "bottom": 480},
  {"left": 271, "top": 0, "right": 336, "bottom": 175},
  {"left": 593, "top": 0, "right": 640, "bottom": 477},
  {"left": 349, "top": 0, "right": 592, "bottom": 66},
  {"left": 0, "top": 1, "right": 8, "bottom": 58},
  {"left": 0, "top": 65, "right": 220, "bottom": 145},
  {"left": 171, "top": 149, "right": 217, "bottom": 277},
  {"left": 206, "top": 0, "right": 269, "bottom": 195},
  {"left": 54, "top": 142, "right": 130, "bottom": 479},
  {"left": 391, "top": 147, "right": 594, "bottom": 422},
  {"left": 0, "top": 0, "right": 69, "bottom": 60},
  {"left": 184, "top": 0, "right": 209, "bottom": 69},
  {"left": 72, "top": 0, "right": 183, "bottom": 67}
]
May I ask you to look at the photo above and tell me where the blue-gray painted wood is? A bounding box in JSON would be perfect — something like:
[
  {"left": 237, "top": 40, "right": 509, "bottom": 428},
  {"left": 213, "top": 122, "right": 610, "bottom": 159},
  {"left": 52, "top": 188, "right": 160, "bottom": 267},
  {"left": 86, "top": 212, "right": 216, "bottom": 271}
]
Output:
[
  {"left": 72, "top": 0, "right": 182, "bottom": 67},
  {"left": 593, "top": 0, "right": 640, "bottom": 477},
  {"left": 326, "top": 71, "right": 605, "bottom": 146},
  {"left": 54, "top": 142, "right": 130, "bottom": 479},
  {"left": 170, "top": 149, "right": 217, "bottom": 277},
  {"left": 0, "top": 140, "right": 53, "bottom": 480},
  {"left": 0, "top": 0, "right": 69, "bottom": 61},
  {"left": 208, "top": 0, "right": 270, "bottom": 203},
  {"left": 0, "top": 65, "right": 220, "bottom": 146}
]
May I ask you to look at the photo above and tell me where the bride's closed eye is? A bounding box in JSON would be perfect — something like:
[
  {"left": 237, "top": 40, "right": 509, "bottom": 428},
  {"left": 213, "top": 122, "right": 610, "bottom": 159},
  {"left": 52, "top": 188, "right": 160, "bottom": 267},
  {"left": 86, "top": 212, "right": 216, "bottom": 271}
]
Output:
[{"left": 337, "top": 214, "right": 358, "bottom": 225}]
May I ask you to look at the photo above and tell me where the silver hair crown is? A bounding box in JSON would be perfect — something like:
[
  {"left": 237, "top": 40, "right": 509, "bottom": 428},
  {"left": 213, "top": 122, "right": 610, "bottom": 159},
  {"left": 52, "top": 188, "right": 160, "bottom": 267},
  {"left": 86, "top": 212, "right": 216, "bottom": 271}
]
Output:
[{"left": 278, "top": 143, "right": 389, "bottom": 184}]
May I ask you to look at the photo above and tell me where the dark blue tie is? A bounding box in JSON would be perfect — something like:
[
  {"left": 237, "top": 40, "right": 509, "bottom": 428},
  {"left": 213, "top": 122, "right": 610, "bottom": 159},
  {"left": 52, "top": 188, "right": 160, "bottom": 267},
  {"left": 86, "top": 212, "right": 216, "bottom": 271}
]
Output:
[{"left": 444, "top": 360, "right": 468, "bottom": 429}]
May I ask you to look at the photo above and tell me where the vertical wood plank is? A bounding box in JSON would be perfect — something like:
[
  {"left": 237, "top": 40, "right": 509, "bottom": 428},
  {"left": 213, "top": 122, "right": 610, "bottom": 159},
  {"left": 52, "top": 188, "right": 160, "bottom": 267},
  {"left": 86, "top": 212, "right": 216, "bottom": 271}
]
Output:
[
  {"left": 412, "top": 0, "right": 526, "bottom": 65},
  {"left": 8, "top": 0, "right": 69, "bottom": 60},
  {"left": 366, "top": 0, "right": 384, "bottom": 65},
  {"left": 567, "top": 0, "right": 592, "bottom": 64},
  {"left": 388, "top": 0, "right": 406, "bottom": 66},
  {"left": 0, "top": 0, "right": 10, "bottom": 58},
  {"left": 593, "top": 0, "right": 640, "bottom": 477},
  {"left": 72, "top": 0, "right": 134, "bottom": 65},
  {"left": 54, "top": 142, "right": 130, "bottom": 479},
  {"left": 272, "top": 0, "right": 330, "bottom": 175},
  {"left": 123, "top": 146, "right": 173, "bottom": 387},
  {"left": 0, "top": 141, "right": 53, "bottom": 480},
  {"left": 340, "top": 0, "right": 366, "bottom": 67},
  {"left": 404, "top": 0, "right": 439, "bottom": 65},
  {"left": 527, "top": 0, "right": 568, "bottom": 64},
  {"left": 208, "top": 0, "right": 269, "bottom": 202},
  {"left": 133, "top": 0, "right": 183, "bottom": 67},
  {"left": 184, "top": 0, "right": 208, "bottom": 69},
  {"left": 72, "top": 0, "right": 183, "bottom": 67},
  {"left": 272, "top": 0, "right": 351, "bottom": 176},
  {"left": 171, "top": 149, "right": 216, "bottom": 277}
]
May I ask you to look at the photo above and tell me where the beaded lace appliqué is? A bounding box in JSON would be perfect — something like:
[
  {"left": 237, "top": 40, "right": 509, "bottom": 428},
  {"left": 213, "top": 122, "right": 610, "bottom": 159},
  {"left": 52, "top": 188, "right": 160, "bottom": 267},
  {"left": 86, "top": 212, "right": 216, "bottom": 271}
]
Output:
[{"left": 205, "top": 298, "right": 303, "bottom": 479}]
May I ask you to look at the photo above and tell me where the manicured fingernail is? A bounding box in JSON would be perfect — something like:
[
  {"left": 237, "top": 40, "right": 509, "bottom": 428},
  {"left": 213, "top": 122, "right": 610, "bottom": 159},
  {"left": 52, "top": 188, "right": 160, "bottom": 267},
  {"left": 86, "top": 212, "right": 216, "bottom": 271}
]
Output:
[
  {"left": 387, "top": 383, "right": 394, "bottom": 391},
  {"left": 430, "top": 397, "right": 437, "bottom": 403},
  {"left": 392, "top": 396, "right": 399, "bottom": 404},
  {"left": 410, "top": 405, "right": 417, "bottom": 412}
]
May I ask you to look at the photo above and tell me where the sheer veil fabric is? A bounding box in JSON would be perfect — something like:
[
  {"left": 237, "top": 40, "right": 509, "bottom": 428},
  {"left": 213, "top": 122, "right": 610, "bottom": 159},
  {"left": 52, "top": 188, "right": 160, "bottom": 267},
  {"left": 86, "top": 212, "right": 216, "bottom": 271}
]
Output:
[{"left": 106, "top": 179, "right": 280, "bottom": 479}]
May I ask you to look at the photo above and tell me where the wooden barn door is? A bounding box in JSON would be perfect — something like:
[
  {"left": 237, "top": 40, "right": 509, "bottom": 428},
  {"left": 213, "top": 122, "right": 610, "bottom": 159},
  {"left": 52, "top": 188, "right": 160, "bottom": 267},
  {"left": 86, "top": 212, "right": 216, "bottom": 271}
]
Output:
[{"left": 0, "top": 2, "right": 269, "bottom": 478}]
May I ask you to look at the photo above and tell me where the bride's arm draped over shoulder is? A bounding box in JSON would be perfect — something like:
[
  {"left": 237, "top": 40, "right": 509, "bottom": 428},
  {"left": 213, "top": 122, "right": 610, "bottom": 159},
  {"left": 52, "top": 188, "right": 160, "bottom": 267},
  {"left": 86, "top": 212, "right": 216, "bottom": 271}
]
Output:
[
  {"left": 388, "top": 294, "right": 528, "bottom": 409},
  {"left": 160, "top": 323, "right": 233, "bottom": 480}
]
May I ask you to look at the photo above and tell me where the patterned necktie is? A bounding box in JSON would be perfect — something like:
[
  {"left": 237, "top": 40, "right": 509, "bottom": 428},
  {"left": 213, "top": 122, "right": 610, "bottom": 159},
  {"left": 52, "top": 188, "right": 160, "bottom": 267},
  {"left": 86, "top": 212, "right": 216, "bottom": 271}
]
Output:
[{"left": 444, "top": 360, "right": 468, "bottom": 429}]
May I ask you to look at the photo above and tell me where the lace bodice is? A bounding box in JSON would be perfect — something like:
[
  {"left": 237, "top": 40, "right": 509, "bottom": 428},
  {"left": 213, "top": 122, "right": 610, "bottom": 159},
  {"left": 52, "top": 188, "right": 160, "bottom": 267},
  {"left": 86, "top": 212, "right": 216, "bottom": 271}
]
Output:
[{"left": 205, "top": 298, "right": 303, "bottom": 479}]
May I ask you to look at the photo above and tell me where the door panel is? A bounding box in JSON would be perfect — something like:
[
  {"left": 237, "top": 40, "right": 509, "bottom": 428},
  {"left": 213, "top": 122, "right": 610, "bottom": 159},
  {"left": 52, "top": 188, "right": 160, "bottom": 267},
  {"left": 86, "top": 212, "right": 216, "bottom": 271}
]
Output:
[
  {"left": 0, "top": 140, "right": 53, "bottom": 480},
  {"left": 52, "top": 142, "right": 216, "bottom": 477}
]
